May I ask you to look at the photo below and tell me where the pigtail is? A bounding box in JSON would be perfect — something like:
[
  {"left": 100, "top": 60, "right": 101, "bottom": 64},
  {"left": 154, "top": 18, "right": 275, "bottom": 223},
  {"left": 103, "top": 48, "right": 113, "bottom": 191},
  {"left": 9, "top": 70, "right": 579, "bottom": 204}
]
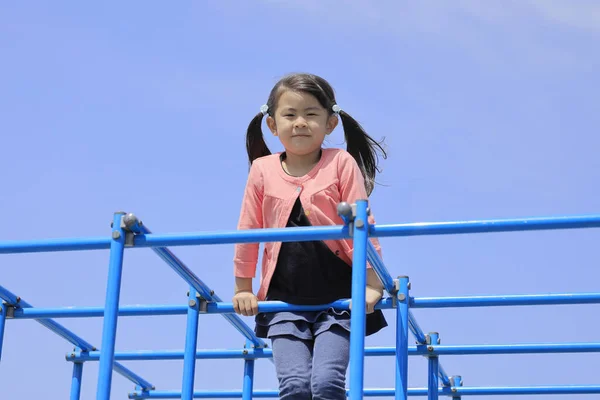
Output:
[
  {"left": 339, "top": 110, "right": 387, "bottom": 196},
  {"left": 246, "top": 112, "right": 271, "bottom": 166}
]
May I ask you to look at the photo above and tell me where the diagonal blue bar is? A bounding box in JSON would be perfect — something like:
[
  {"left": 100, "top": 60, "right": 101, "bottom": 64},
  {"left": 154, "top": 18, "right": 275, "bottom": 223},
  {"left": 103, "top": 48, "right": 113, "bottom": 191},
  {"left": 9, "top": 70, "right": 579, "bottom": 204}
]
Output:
[
  {"left": 0, "top": 285, "right": 153, "bottom": 390},
  {"left": 134, "top": 223, "right": 266, "bottom": 348},
  {"left": 0, "top": 303, "right": 7, "bottom": 362},
  {"left": 408, "top": 311, "right": 427, "bottom": 344},
  {"left": 366, "top": 241, "right": 395, "bottom": 294}
]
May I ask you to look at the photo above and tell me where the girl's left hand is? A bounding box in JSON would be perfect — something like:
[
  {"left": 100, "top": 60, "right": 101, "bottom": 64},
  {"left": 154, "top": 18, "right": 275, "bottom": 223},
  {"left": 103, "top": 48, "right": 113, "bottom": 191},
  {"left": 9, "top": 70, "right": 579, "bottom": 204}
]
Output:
[{"left": 349, "top": 286, "right": 383, "bottom": 314}]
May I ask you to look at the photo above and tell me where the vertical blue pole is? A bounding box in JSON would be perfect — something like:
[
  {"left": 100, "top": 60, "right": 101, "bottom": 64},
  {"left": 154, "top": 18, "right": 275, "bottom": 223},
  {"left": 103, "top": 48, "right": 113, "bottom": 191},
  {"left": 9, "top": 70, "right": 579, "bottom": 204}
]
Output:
[
  {"left": 242, "top": 340, "right": 255, "bottom": 400},
  {"left": 451, "top": 375, "right": 462, "bottom": 400},
  {"left": 0, "top": 303, "right": 7, "bottom": 362},
  {"left": 182, "top": 287, "right": 200, "bottom": 400},
  {"left": 349, "top": 199, "right": 369, "bottom": 400},
  {"left": 70, "top": 360, "right": 84, "bottom": 400},
  {"left": 96, "top": 212, "right": 127, "bottom": 400},
  {"left": 427, "top": 332, "right": 440, "bottom": 400},
  {"left": 395, "top": 276, "right": 410, "bottom": 400}
]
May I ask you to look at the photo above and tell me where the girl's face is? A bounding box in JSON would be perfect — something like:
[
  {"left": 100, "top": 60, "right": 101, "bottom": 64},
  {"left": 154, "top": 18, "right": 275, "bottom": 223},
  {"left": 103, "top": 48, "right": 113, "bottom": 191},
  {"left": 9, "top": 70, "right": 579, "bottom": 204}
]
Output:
[{"left": 266, "top": 90, "right": 338, "bottom": 158}]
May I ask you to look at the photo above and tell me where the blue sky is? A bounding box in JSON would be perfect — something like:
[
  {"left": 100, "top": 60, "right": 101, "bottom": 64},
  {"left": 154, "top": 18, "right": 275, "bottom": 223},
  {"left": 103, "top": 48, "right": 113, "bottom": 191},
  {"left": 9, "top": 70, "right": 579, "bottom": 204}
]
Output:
[{"left": 1, "top": 1, "right": 599, "bottom": 398}]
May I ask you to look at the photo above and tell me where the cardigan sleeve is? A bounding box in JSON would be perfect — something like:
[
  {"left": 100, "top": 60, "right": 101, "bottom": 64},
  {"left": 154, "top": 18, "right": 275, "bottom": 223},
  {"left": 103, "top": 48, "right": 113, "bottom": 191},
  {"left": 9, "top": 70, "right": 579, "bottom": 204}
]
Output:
[
  {"left": 337, "top": 152, "right": 383, "bottom": 266},
  {"left": 233, "top": 161, "right": 264, "bottom": 278}
]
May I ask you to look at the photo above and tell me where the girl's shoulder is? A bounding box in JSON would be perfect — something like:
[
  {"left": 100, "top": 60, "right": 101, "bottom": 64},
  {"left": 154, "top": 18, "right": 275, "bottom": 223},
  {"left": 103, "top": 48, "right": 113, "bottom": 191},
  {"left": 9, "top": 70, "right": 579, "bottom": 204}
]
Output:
[{"left": 323, "top": 147, "right": 358, "bottom": 169}]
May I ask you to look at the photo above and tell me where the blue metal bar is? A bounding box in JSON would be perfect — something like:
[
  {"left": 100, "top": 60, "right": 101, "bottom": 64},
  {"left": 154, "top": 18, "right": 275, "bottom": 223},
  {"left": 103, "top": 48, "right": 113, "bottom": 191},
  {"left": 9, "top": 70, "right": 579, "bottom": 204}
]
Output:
[
  {"left": 13, "top": 304, "right": 189, "bottom": 319},
  {"left": 0, "top": 286, "right": 20, "bottom": 304},
  {"left": 427, "top": 332, "right": 440, "bottom": 400},
  {"left": 22, "top": 291, "right": 600, "bottom": 319},
  {"left": 70, "top": 361, "right": 84, "bottom": 400},
  {"left": 371, "top": 214, "right": 600, "bottom": 238},
  {"left": 128, "top": 385, "right": 600, "bottom": 398},
  {"left": 0, "top": 236, "right": 112, "bottom": 254},
  {"left": 1, "top": 273, "right": 142, "bottom": 391},
  {"left": 97, "top": 212, "right": 128, "bottom": 400},
  {"left": 349, "top": 199, "right": 369, "bottom": 400},
  {"left": 437, "top": 364, "right": 451, "bottom": 387},
  {"left": 1, "top": 285, "right": 95, "bottom": 350},
  {"left": 0, "top": 303, "right": 7, "bottom": 362},
  {"left": 69, "top": 341, "right": 600, "bottom": 362},
  {"left": 11, "top": 298, "right": 395, "bottom": 319},
  {"left": 396, "top": 276, "right": 409, "bottom": 400},
  {"left": 242, "top": 340, "right": 255, "bottom": 400},
  {"left": 451, "top": 376, "right": 462, "bottom": 400},
  {"left": 0, "top": 286, "right": 152, "bottom": 389},
  {"left": 366, "top": 241, "right": 395, "bottom": 294},
  {"left": 182, "top": 288, "right": 200, "bottom": 400},
  {"left": 2, "top": 213, "right": 599, "bottom": 255},
  {"left": 132, "top": 224, "right": 266, "bottom": 349},
  {"left": 411, "top": 292, "right": 600, "bottom": 308},
  {"left": 111, "top": 364, "right": 154, "bottom": 391},
  {"left": 134, "top": 225, "right": 348, "bottom": 248},
  {"left": 408, "top": 311, "right": 427, "bottom": 344}
]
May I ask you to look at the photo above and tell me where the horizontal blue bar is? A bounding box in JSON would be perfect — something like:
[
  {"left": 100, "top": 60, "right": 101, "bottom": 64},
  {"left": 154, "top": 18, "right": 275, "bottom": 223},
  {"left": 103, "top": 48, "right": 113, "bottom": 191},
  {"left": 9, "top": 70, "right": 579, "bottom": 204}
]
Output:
[
  {"left": 12, "top": 298, "right": 395, "bottom": 319},
  {"left": 206, "top": 298, "right": 395, "bottom": 314},
  {"left": 0, "top": 285, "right": 153, "bottom": 390},
  {"left": 411, "top": 292, "right": 600, "bottom": 308},
  {"left": 69, "top": 342, "right": 600, "bottom": 362},
  {"left": 14, "top": 291, "right": 600, "bottom": 319},
  {"left": 0, "top": 236, "right": 111, "bottom": 254},
  {"left": 371, "top": 214, "right": 600, "bottom": 238},
  {"left": 128, "top": 385, "right": 600, "bottom": 398},
  {"left": 13, "top": 305, "right": 189, "bottom": 319},
  {"left": 2, "top": 214, "right": 598, "bottom": 255},
  {"left": 133, "top": 225, "right": 349, "bottom": 248}
]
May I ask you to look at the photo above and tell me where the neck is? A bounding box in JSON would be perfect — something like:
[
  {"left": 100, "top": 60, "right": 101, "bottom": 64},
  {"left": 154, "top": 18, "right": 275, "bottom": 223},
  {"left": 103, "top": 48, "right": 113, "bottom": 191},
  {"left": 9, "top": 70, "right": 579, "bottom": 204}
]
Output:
[{"left": 282, "top": 149, "right": 322, "bottom": 177}]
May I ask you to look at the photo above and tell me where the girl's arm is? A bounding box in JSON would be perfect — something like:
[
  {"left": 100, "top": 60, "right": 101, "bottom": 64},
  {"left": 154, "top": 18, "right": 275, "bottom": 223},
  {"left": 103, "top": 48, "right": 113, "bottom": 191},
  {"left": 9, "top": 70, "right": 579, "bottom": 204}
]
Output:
[
  {"left": 233, "top": 162, "right": 264, "bottom": 279},
  {"left": 337, "top": 152, "right": 383, "bottom": 259}
]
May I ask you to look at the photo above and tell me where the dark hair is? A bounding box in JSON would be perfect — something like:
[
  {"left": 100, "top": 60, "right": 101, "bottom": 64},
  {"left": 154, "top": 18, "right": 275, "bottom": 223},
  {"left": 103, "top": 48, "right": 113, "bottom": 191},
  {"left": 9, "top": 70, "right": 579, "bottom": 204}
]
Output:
[{"left": 246, "top": 73, "right": 387, "bottom": 195}]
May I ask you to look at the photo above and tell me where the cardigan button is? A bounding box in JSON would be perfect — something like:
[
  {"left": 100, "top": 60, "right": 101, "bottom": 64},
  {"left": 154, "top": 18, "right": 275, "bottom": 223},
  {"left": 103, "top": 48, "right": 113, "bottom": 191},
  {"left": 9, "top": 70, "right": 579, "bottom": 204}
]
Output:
[{"left": 296, "top": 186, "right": 302, "bottom": 192}]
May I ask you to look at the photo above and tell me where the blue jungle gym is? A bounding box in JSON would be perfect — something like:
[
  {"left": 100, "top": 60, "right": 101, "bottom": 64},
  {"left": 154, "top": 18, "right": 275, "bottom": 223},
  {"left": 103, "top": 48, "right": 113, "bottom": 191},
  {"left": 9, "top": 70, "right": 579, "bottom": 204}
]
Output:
[{"left": 1, "top": 200, "right": 600, "bottom": 399}]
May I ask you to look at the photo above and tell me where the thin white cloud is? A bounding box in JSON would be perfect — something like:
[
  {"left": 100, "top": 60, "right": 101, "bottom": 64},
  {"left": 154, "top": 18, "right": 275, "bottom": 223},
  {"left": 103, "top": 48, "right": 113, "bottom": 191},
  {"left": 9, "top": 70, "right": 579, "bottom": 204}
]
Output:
[{"left": 258, "top": 0, "right": 598, "bottom": 71}]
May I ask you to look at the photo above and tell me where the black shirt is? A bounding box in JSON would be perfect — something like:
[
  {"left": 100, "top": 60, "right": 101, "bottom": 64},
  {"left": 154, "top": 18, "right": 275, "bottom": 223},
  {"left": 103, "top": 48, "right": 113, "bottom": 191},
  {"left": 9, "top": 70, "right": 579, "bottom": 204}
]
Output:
[{"left": 267, "top": 196, "right": 387, "bottom": 336}]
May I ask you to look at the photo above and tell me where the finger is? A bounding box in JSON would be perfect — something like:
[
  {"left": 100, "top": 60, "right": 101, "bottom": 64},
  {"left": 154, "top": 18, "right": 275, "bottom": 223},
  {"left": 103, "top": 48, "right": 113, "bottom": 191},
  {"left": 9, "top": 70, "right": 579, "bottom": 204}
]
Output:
[
  {"left": 243, "top": 299, "right": 253, "bottom": 317},
  {"left": 251, "top": 297, "right": 259, "bottom": 315},
  {"left": 233, "top": 298, "right": 240, "bottom": 314},
  {"left": 348, "top": 300, "right": 352, "bottom": 311},
  {"left": 239, "top": 300, "right": 247, "bottom": 316}
]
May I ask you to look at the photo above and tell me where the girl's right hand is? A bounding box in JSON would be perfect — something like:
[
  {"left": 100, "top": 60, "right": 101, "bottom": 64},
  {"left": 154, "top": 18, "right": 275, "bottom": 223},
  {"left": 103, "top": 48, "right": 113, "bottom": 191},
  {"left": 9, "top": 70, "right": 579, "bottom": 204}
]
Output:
[{"left": 233, "top": 291, "right": 259, "bottom": 316}]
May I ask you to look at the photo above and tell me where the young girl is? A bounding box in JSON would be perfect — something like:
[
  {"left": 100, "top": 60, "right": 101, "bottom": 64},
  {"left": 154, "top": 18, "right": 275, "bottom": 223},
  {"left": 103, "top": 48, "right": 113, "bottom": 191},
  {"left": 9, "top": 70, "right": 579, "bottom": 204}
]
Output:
[{"left": 232, "top": 73, "right": 388, "bottom": 400}]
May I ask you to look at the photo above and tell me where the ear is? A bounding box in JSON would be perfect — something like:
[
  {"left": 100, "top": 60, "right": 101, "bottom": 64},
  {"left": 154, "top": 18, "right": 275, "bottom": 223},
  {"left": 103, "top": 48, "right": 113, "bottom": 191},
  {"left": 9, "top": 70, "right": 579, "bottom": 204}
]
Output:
[
  {"left": 266, "top": 116, "right": 278, "bottom": 136},
  {"left": 326, "top": 114, "right": 339, "bottom": 135}
]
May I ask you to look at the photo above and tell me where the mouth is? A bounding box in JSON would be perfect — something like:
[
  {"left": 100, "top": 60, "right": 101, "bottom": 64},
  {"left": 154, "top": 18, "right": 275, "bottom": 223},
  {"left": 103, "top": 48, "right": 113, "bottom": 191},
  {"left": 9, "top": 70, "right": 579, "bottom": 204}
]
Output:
[{"left": 292, "top": 134, "right": 311, "bottom": 138}]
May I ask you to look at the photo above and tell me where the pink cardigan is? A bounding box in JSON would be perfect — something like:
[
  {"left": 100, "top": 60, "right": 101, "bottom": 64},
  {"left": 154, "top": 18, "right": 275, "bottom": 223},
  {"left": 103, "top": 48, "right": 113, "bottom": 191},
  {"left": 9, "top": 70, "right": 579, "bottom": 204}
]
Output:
[{"left": 233, "top": 148, "right": 382, "bottom": 301}]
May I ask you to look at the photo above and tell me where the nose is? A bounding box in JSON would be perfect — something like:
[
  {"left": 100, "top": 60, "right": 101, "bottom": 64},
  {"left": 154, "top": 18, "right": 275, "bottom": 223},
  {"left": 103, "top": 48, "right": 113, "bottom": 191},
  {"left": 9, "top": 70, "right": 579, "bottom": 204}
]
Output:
[{"left": 294, "top": 117, "right": 308, "bottom": 128}]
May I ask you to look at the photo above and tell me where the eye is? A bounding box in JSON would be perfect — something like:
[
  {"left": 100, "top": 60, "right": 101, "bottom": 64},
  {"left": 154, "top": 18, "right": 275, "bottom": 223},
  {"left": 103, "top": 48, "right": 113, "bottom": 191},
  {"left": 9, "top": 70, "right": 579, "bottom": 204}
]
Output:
[
  {"left": 283, "top": 114, "right": 294, "bottom": 117},
  {"left": 307, "top": 113, "right": 318, "bottom": 116}
]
